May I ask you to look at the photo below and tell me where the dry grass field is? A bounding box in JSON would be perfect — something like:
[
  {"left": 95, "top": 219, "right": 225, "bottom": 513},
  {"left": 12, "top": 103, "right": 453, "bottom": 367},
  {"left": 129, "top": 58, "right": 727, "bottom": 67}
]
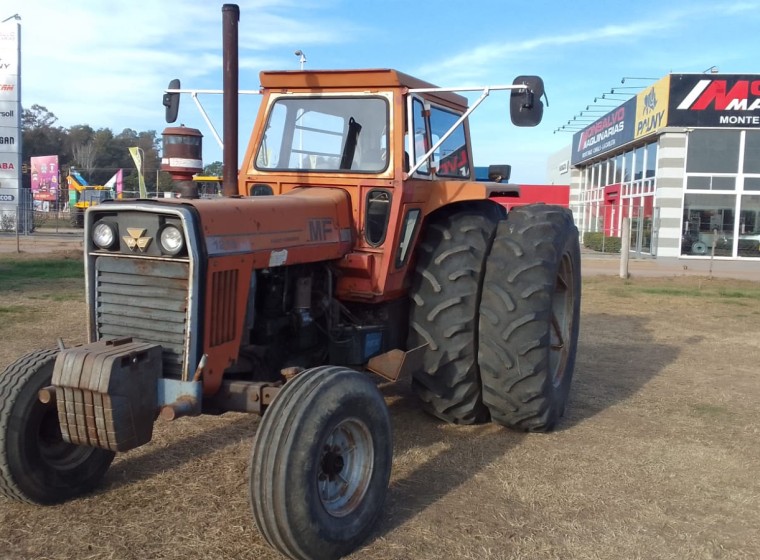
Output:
[{"left": 1, "top": 251, "right": 759, "bottom": 559}]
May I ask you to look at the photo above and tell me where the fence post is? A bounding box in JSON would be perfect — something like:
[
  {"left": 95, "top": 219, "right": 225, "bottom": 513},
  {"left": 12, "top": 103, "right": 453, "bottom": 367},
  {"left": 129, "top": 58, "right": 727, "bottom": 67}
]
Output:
[
  {"left": 620, "top": 217, "right": 630, "bottom": 279},
  {"left": 709, "top": 228, "right": 717, "bottom": 279},
  {"left": 15, "top": 205, "right": 20, "bottom": 253}
]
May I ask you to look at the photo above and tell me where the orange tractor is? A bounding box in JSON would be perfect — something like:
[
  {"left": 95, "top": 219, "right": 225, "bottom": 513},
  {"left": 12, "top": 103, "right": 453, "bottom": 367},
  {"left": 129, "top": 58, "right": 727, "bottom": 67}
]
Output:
[{"left": 0, "top": 5, "right": 580, "bottom": 559}]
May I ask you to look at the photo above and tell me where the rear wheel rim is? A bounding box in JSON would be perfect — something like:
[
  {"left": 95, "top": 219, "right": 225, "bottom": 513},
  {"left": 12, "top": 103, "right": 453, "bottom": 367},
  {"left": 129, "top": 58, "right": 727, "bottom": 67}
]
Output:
[
  {"left": 549, "top": 252, "right": 575, "bottom": 387},
  {"left": 317, "top": 417, "right": 374, "bottom": 518}
]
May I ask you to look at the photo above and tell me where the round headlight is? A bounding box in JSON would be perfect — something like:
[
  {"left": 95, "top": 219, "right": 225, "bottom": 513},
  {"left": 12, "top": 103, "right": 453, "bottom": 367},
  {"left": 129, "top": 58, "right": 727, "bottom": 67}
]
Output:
[
  {"left": 92, "top": 222, "right": 117, "bottom": 249},
  {"left": 159, "top": 225, "right": 185, "bottom": 255}
]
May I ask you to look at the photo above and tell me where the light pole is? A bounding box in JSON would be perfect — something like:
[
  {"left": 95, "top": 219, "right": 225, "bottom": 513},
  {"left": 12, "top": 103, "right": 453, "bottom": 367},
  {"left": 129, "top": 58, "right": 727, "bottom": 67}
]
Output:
[
  {"left": 1, "top": 13, "right": 20, "bottom": 23},
  {"left": 294, "top": 50, "right": 306, "bottom": 70}
]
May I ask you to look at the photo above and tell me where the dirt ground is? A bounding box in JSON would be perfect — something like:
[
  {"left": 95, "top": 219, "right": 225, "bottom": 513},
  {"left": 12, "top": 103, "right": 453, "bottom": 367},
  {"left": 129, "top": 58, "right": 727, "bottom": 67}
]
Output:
[{"left": 1, "top": 251, "right": 759, "bottom": 559}]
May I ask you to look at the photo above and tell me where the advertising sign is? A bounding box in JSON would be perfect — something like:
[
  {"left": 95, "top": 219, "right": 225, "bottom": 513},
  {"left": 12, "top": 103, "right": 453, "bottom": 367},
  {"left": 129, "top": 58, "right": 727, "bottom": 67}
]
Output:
[
  {"left": 31, "top": 155, "right": 59, "bottom": 203},
  {"left": 571, "top": 97, "right": 636, "bottom": 165},
  {"left": 0, "top": 125, "right": 18, "bottom": 152},
  {"left": 0, "top": 74, "right": 17, "bottom": 102},
  {"left": 0, "top": 48, "right": 18, "bottom": 75},
  {"left": 0, "top": 20, "right": 20, "bottom": 218},
  {"left": 635, "top": 75, "right": 670, "bottom": 139},
  {"left": 668, "top": 74, "right": 760, "bottom": 128}
]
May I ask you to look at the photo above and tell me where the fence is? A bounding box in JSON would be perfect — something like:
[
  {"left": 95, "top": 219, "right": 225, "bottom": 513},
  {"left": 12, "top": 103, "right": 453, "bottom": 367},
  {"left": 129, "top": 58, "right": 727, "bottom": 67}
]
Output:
[{"left": 569, "top": 204, "right": 658, "bottom": 256}]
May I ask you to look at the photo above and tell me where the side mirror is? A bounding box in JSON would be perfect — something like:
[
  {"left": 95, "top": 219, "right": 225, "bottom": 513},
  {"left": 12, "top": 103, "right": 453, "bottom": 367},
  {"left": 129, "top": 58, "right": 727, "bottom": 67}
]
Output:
[
  {"left": 510, "top": 75, "right": 544, "bottom": 127},
  {"left": 488, "top": 164, "right": 511, "bottom": 183},
  {"left": 163, "top": 79, "right": 181, "bottom": 123}
]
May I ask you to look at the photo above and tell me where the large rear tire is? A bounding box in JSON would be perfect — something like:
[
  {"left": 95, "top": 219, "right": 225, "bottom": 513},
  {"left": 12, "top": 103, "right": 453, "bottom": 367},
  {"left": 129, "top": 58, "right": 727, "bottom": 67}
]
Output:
[
  {"left": 407, "top": 203, "right": 503, "bottom": 424},
  {"left": 0, "top": 349, "right": 115, "bottom": 504},
  {"left": 478, "top": 205, "right": 581, "bottom": 432},
  {"left": 249, "top": 366, "right": 392, "bottom": 560}
]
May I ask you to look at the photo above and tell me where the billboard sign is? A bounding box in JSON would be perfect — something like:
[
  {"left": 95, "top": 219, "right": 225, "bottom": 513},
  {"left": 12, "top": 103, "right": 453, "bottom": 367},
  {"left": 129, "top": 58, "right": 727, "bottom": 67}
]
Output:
[
  {"left": 571, "top": 97, "right": 636, "bottom": 165},
  {"left": 0, "top": 125, "right": 18, "bottom": 152},
  {"left": 668, "top": 74, "right": 760, "bottom": 128},
  {"left": 0, "top": 20, "right": 20, "bottom": 218},
  {"left": 635, "top": 75, "right": 670, "bottom": 139},
  {"left": 31, "top": 155, "right": 59, "bottom": 202}
]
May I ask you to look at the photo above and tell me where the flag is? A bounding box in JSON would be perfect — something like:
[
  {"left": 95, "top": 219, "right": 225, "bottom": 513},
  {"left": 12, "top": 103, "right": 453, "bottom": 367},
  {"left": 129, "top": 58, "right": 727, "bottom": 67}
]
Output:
[
  {"left": 104, "top": 169, "right": 124, "bottom": 198},
  {"left": 128, "top": 147, "right": 147, "bottom": 198}
]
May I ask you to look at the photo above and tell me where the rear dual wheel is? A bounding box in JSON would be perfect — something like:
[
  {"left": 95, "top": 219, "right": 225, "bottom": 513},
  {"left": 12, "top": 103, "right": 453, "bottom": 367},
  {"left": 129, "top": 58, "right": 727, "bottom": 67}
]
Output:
[
  {"left": 407, "top": 203, "right": 504, "bottom": 424},
  {"left": 409, "top": 203, "right": 581, "bottom": 432},
  {"left": 478, "top": 205, "right": 581, "bottom": 431}
]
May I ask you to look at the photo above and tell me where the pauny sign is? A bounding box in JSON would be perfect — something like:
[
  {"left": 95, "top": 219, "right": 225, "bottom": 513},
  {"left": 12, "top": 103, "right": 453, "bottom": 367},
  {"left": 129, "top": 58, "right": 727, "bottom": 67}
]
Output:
[
  {"left": 571, "top": 97, "right": 636, "bottom": 165},
  {"left": 669, "top": 74, "right": 760, "bottom": 128}
]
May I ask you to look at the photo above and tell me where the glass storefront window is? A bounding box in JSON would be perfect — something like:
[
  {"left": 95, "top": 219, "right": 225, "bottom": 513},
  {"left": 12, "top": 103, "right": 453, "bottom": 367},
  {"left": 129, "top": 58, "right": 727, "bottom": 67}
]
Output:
[
  {"left": 623, "top": 151, "right": 633, "bottom": 182},
  {"left": 614, "top": 154, "right": 623, "bottom": 183},
  {"left": 634, "top": 145, "right": 645, "bottom": 181},
  {"left": 738, "top": 194, "right": 760, "bottom": 258},
  {"left": 686, "top": 130, "right": 740, "bottom": 173},
  {"left": 745, "top": 131, "right": 760, "bottom": 174},
  {"left": 682, "top": 193, "right": 736, "bottom": 256},
  {"left": 646, "top": 143, "right": 657, "bottom": 179}
]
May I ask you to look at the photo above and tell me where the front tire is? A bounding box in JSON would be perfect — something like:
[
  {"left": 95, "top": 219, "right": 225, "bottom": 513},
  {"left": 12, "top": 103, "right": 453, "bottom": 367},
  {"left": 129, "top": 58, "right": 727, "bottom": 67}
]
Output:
[
  {"left": 0, "top": 349, "right": 115, "bottom": 504},
  {"left": 249, "top": 366, "right": 392, "bottom": 560},
  {"left": 478, "top": 205, "right": 581, "bottom": 432}
]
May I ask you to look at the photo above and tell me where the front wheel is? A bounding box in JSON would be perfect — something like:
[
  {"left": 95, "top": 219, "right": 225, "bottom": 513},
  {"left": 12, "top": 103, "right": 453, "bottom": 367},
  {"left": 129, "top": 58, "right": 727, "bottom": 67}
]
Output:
[
  {"left": 249, "top": 366, "right": 392, "bottom": 560},
  {"left": 0, "top": 349, "right": 115, "bottom": 504},
  {"left": 478, "top": 205, "right": 581, "bottom": 432}
]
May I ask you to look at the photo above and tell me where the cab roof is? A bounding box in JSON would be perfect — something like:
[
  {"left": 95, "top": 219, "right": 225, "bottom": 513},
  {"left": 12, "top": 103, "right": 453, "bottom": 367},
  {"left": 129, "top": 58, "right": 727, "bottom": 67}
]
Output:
[{"left": 259, "top": 69, "right": 468, "bottom": 109}]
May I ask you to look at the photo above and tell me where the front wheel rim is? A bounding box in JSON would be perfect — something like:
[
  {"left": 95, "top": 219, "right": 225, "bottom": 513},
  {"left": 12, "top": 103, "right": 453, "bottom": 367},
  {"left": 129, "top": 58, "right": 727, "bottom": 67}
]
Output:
[{"left": 317, "top": 417, "right": 374, "bottom": 518}]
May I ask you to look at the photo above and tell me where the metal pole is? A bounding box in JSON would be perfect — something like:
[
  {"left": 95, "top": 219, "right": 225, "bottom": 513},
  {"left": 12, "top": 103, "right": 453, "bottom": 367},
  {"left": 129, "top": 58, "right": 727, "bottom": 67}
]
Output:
[
  {"left": 709, "top": 228, "right": 717, "bottom": 279},
  {"left": 221, "top": 4, "right": 239, "bottom": 197},
  {"left": 15, "top": 206, "right": 20, "bottom": 253},
  {"left": 620, "top": 217, "right": 630, "bottom": 279}
]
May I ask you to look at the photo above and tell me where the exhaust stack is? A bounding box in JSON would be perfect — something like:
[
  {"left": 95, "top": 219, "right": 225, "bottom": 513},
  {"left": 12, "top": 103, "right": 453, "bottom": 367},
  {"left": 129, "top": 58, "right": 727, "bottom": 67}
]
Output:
[{"left": 222, "top": 4, "right": 239, "bottom": 197}]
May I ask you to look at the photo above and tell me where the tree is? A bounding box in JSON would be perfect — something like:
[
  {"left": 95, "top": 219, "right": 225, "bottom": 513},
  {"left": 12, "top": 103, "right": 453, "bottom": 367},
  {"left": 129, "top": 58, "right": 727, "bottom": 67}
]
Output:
[
  {"left": 72, "top": 141, "right": 97, "bottom": 180},
  {"left": 21, "top": 104, "right": 164, "bottom": 194},
  {"left": 203, "top": 161, "right": 223, "bottom": 176}
]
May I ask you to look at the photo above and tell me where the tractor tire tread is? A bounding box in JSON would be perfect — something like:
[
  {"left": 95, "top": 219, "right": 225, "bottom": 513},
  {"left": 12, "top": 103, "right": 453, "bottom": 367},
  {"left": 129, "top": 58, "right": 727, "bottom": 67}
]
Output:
[{"left": 478, "top": 205, "right": 581, "bottom": 432}]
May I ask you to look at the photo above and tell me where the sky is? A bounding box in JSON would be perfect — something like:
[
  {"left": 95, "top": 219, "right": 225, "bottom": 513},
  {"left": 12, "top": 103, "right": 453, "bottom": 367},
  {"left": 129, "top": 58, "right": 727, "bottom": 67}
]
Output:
[{"left": 4, "top": 0, "right": 760, "bottom": 184}]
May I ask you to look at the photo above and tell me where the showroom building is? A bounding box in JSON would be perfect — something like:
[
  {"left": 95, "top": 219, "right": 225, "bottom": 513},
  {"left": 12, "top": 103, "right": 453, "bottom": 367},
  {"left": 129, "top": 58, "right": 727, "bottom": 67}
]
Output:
[{"left": 565, "top": 73, "right": 760, "bottom": 259}]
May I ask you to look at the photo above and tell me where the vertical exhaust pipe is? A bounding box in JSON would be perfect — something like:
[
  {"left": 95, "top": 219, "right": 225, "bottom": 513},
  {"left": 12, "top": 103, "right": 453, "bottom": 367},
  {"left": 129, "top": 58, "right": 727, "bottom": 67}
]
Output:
[{"left": 222, "top": 4, "right": 239, "bottom": 197}]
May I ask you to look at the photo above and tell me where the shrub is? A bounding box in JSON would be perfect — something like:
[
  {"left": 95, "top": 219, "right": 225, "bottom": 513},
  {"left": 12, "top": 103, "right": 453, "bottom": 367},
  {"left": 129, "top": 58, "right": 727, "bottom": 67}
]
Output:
[{"left": 583, "top": 232, "right": 622, "bottom": 253}]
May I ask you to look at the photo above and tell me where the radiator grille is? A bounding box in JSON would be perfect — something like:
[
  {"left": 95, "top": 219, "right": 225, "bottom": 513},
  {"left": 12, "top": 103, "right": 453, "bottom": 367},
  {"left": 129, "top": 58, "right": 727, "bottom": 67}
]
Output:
[
  {"left": 210, "top": 269, "right": 238, "bottom": 346},
  {"left": 95, "top": 258, "right": 189, "bottom": 377}
]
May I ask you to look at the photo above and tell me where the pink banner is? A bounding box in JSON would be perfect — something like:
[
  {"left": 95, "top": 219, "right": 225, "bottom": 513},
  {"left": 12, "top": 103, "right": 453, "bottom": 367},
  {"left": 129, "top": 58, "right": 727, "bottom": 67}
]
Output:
[{"left": 31, "top": 155, "right": 59, "bottom": 202}]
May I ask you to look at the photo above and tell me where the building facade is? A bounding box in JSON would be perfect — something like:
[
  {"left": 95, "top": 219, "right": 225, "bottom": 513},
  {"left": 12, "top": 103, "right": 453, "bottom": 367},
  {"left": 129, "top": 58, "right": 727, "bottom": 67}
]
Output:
[{"left": 569, "top": 73, "right": 760, "bottom": 259}]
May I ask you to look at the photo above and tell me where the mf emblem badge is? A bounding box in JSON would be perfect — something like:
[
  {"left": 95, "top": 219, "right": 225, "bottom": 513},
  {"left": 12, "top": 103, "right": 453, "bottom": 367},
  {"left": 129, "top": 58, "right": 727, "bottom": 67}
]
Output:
[{"left": 123, "top": 228, "right": 152, "bottom": 252}]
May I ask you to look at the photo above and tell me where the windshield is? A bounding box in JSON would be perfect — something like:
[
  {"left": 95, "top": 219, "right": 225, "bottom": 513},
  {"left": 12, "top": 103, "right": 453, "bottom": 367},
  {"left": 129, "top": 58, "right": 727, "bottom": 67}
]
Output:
[{"left": 255, "top": 96, "right": 389, "bottom": 173}]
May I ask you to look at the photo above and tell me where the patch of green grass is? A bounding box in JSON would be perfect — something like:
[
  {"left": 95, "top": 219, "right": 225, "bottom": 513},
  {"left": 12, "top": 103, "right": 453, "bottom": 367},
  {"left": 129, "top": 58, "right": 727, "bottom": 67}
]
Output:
[
  {"left": 46, "top": 292, "right": 83, "bottom": 302},
  {"left": 690, "top": 403, "right": 733, "bottom": 419},
  {"left": 0, "top": 305, "right": 26, "bottom": 315},
  {"left": 611, "top": 284, "right": 760, "bottom": 301},
  {"left": 717, "top": 288, "right": 760, "bottom": 299},
  {"left": 0, "top": 258, "right": 83, "bottom": 292},
  {"left": 638, "top": 287, "right": 703, "bottom": 297}
]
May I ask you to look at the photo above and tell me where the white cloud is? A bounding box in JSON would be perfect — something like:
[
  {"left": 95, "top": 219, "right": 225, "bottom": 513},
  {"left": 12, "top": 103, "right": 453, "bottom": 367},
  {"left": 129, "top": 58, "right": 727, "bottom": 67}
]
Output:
[
  {"left": 7, "top": 0, "right": 358, "bottom": 136},
  {"left": 415, "top": 19, "right": 677, "bottom": 83}
]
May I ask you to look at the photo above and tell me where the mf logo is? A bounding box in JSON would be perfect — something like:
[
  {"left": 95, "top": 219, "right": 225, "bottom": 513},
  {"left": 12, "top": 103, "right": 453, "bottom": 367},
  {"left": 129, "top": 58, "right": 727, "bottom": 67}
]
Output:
[
  {"left": 642, "top": 88, "right": 658, "bottom": 115},
  {"left": 308, "top": 218, "right": 333, "bottom": 242},
  {"left": 123, "top": 228, "right": 152, "bottom": 252}
]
